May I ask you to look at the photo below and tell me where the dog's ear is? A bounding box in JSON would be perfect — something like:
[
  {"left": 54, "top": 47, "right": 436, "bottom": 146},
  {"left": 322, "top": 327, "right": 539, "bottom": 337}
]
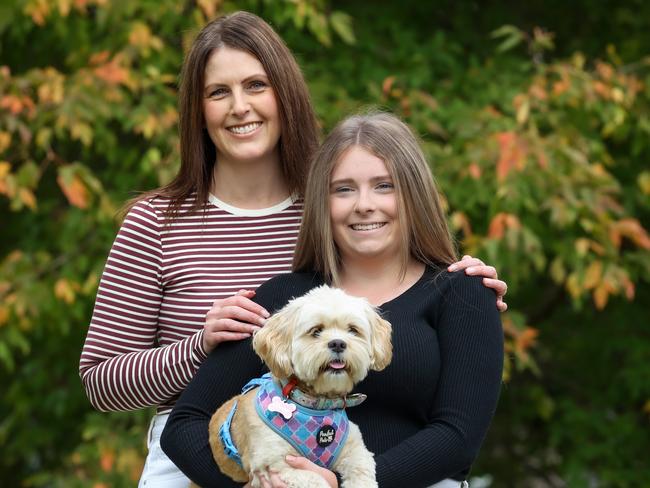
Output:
[
  {"left": 252, "top": 300, "right": 299, "bottom": 379},
  {"left": 366, "top": 307, "right": 393, "bottom": 371}
]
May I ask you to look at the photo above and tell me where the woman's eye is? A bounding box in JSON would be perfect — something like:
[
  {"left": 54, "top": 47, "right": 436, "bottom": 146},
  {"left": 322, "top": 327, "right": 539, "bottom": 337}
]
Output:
[
  {"left": 248, "top": 80, "right": 267, "bottom": 91},
  {"left": 333, "top": 186, "right": 353, "bottom": 193},
  {"left": 207, "top": 88, "right": 228, "bottom": 99}
]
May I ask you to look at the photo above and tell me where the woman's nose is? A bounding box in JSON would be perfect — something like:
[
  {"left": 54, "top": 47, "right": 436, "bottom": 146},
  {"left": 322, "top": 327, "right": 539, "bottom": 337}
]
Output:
[{"left": 230, "top": 89, "right": 250, "bottom": 117}]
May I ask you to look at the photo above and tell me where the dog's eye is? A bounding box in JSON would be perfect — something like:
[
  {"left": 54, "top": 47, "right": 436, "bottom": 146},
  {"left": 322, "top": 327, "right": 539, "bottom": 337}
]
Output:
[
  {"left": 309, "top": 325, "right": 323, "bottom": 338},
  {"left": 348, "top": 325, "right": 360, "bottom": 336}
]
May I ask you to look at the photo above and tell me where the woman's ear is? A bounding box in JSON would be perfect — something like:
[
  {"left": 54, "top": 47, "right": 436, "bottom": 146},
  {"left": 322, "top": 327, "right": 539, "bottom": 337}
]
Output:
[{"left": 252, "top": 301, "right": 300, "bottom": 379}]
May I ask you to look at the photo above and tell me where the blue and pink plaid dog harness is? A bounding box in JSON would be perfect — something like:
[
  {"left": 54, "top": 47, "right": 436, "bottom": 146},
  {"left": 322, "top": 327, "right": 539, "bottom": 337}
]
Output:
[{"left": 219, "top": 374, "right": 365, "bottom": 469}]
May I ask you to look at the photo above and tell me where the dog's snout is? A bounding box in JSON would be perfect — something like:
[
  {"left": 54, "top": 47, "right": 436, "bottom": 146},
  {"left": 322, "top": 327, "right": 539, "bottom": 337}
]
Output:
[{"left": 328, "top": 339, "right": 347, "bottom": 353}]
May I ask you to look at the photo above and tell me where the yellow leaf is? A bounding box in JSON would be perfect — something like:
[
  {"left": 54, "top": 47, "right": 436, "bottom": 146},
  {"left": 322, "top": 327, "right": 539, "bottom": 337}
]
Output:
[
  {"left": 549, "top": 257, "right": 565, "bottom": 284},
  {"left": 0, "top": 132, "right": 10, "bottom": 153},
  {"left": 57, "top": 173, "right": 89, "bottom": 209},
  {"left": 54, "top": 279, "right": 75, "bottom": 304},
  {"left": 516, "top": 97, "right": 530, "bottom": 125},
  {"left": 0, "top": 161, "right": 11, "bottom": 180},
  {"left": 56, "top": 0, "right": 72, "bottom": 17},
  {"left": 196, "top": 0, "right": 221, "bottom": 19},
  {"left": 450, "top": 211, "right": 472, "bottom": 237},
  {"left": 19, "top": 187, "right": 37, "bottom": 210},
  {"left": 583, "top": 260, "right": 602, "bottom": 290},
  {"left": 23, "top": 0, "right": 51, "bottom": 26},
  {"left": 593, "top": 284, "right": 609, "bottom": 310},
  {"left": 0, "top": 305, "right": 9, "bottom": 326},
  {"left": 575, "top": 238, "right": 590, "bottom": 256},
  {"left": 638, "top": 171, "right": 650, "bottom": 195},
  {"left": 566, "top": 273, "right": 581, "bottom": 299},
  {"left": 70, "top": 122, "right": 93, "bottom": 146}
]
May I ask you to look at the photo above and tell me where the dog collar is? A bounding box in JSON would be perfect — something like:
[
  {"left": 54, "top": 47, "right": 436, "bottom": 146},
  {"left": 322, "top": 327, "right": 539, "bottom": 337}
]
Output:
[{"left": 279, "top": 376, "right": 366, "bottom": 410}]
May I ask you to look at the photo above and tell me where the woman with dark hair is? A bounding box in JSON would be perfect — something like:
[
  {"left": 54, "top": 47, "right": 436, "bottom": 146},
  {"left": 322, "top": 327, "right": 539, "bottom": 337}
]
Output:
[{"left": 78, "top": 12, "right": 506, "bottom": 487}]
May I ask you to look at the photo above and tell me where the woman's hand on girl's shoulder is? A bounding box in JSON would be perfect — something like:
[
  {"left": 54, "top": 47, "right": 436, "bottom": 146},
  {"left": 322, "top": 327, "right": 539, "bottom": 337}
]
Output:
[
  {"left": 447, "top": 255, "right": 508, "bottom": 312},
  {"left": 202, "top": 289, "right": 270, "bottom": 353}
]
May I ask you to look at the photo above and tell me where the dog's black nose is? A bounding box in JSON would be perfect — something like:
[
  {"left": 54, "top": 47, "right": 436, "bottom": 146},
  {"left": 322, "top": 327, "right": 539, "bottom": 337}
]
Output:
[{"left": 328, "top": 339, "right": 347, "bottom": 353}]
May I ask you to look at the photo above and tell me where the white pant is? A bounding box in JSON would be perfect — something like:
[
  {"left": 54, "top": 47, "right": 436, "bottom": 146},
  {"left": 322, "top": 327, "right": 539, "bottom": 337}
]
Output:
[
  {"left": 430, "top": 480, "right": 469, "bottom": 488},
  {"left": 138, "top": 413, "right": 191, "bottom": 488}
]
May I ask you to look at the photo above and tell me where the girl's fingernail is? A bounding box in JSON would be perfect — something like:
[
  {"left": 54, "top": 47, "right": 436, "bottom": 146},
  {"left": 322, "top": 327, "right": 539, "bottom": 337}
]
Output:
[
  {"left": 286, "top": 455, "right": 296, "bottom": 461},
  {"left": 262, "top": 310, "right": 270, "bottom": 318},
  {"left": 448, "top": 264, "right": 457, "bottom": 271}
]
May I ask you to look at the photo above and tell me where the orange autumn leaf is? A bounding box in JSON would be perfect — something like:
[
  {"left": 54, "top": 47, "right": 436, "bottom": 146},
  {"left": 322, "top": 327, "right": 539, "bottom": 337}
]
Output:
[
  {"left": 57, "top": 173, "right": 89, "bottom": 208},
  {"left": 382, "top": 76, "right": 396, "bottom": 96},
  {"left": 100, "top": 448, "right": 115, "bottom": 472},
  {"left": 54, "top": 279, "right": 75, "bottom": 304},
  {"left": 495, "top": 131, "right": 527, "bottom": 181},
  {"left": 609, "top": 218, "right": 650, "bottom": 250},
  {"left": 89, "top": 50, "right": 111, "bottom": 66},
  {"left": 94, "top": 58, "right": 130, "bottom": 86},
  {"left": 1, "top": 95, "right": 25, "bottom": 115},
  {"left": 488, "top": 212, "right": 521, "bottom": 239},
  {"left": 468, "top": 162, "right": 482, "bottom": 179},
  {"left": 515, "top": 327, "right": 539, "bottom": 354}
]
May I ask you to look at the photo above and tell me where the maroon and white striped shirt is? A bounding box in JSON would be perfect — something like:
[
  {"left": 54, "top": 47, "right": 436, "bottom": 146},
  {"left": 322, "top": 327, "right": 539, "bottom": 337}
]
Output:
[{"left": 79, "top": 194, "right": 303, "bottom": 413}]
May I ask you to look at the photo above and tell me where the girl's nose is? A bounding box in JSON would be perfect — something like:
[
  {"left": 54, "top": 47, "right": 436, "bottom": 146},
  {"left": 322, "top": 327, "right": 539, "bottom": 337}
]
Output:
[{"left": 354, "top": 188, "right": 376, "bottom": 213}]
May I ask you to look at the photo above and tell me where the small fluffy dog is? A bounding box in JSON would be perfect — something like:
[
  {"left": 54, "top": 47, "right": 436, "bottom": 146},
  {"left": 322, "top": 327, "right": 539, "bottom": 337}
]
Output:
[{"left": 205, "top": 285, "right": 392, "bottom": 488}]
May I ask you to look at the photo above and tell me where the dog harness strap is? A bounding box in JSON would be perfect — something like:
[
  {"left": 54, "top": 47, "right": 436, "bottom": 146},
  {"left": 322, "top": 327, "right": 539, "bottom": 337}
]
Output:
[
  {"left": 255, "top": 377, "right": 350, "bottom": 469},
  {"left": 219, "top": 374, "right": 273, "bottom": 468},
  {"left": 219, "top": 400, "right": 243, "bottom": 467}
]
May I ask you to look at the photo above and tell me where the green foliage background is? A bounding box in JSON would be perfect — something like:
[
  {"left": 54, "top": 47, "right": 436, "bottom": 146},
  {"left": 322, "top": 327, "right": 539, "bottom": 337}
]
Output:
[{"left": 1, "top": 1, "right": 649, "bottom": 486}]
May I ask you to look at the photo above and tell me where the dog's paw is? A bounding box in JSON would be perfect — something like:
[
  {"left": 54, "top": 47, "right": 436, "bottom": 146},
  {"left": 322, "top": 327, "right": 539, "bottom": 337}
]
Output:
[{"left": 279, "top": 468, "right": 331, "bottom": 488}]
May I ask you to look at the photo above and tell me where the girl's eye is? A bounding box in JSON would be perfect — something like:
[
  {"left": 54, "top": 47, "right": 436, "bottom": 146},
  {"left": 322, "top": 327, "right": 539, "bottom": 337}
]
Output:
[
  {"left": 376, "top": 182, "right": 394, "bottom": 191},
  {"left": 333, "top": 186, "right": 354, "bottom": 193}
]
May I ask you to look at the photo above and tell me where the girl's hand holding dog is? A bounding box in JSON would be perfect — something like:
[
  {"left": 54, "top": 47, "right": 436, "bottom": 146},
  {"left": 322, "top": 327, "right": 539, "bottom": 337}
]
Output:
[
  {"left": 202, "top": 289, "right": 270, "bottom": 353},
  {"left": 243, "top": 458, "right": 337, "bottom": 488},
  {"left": 448, "top": 254, "right": 509, "bottom": 312}
]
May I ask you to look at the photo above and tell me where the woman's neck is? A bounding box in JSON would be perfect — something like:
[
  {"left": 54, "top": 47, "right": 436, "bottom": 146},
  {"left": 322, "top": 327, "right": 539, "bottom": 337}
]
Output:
[
  {"left": 337, "top": 256, "right": 425, "bottom": 306},
  {"left": 211, "top": 153, "right": 289, "bottom": 209}
]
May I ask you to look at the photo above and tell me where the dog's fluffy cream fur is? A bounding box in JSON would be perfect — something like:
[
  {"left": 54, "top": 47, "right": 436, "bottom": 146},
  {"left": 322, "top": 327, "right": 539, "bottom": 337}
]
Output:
[{"left": 205, "top": 285, "right": 392, "bottom": 488}]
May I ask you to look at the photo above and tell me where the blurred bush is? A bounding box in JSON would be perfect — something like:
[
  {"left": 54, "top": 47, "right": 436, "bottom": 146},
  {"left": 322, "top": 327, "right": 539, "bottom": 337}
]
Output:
[{"left": 1, "top": 0, "right": 648, "bottom": 486}]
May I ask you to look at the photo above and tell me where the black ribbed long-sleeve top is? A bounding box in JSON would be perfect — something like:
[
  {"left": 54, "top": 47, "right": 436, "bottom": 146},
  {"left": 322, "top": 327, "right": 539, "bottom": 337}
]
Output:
[{"left": 161, "top": 266, "right": 503, "bottom": 488}]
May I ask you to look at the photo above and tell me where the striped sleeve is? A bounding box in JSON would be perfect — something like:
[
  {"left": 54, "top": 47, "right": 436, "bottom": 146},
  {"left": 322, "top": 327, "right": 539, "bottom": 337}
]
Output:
[{"left": 79, "top": 200, "right": 208, "bottom": 412}]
